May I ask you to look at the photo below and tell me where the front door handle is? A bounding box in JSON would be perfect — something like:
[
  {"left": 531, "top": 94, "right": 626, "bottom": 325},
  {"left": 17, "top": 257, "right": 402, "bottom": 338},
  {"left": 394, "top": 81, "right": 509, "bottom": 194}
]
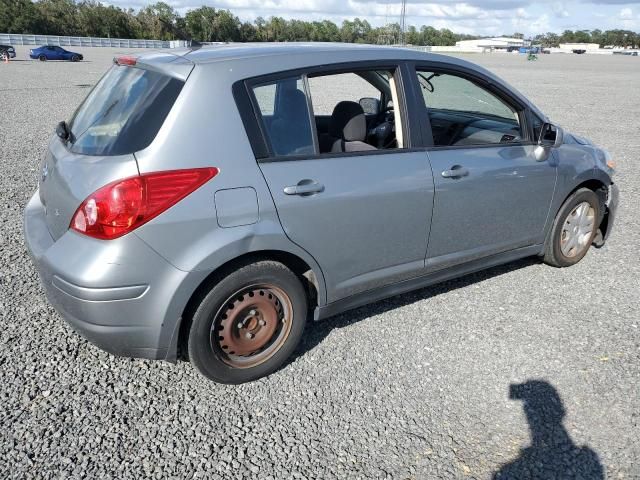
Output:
[
  {"left": 283, "top": 180, "right": 325, "bottom": 196},
  {"left": 441, "top": 165, "right": 469, "bottom": 179}
]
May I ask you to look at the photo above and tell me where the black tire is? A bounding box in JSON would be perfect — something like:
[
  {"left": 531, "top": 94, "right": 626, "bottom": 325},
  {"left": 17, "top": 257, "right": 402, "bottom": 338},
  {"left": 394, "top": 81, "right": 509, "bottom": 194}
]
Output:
[
  {"left": 71, "top": 55, "right": 79, "bottom": 62},
  {"left": 543, "top": 188, "right": 601, "bottom": 267},
  {"left": 187, "top": 260, "right": 308, "bottom": 384},
  {"left": 38, "top": 54, "right": 46, "bottom": 61}
]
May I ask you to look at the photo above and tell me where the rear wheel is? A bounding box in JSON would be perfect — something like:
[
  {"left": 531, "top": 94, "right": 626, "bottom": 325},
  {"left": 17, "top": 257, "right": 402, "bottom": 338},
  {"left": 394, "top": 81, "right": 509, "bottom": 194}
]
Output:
[
  {"left": 71, "top": 55, "right": 79, "bottom": 62},
  {"left": 38, "top": 54, "right": 46, "bottom": 61},
  {"left": 187, "top": 260, "right": 307, "bottom": 384},
  {"left": 543, "top": 188, "right": 601, "bottom": 267}
]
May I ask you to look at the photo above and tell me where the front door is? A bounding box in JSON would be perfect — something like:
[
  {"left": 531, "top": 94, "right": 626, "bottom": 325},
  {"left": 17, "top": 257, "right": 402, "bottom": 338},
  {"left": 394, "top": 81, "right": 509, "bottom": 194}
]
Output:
[
  {"left": 249, "top": 67, "right": 434, "bottom": 302},
  {"left": 413, "top": 68, "right": 557, "bottom": 270}
]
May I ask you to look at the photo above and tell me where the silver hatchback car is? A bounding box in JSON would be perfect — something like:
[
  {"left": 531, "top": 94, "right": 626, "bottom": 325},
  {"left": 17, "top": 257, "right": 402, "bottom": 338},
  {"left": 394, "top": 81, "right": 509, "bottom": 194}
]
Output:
[{"left": 25, "top": 44, "right": 618, "bottom": 383}]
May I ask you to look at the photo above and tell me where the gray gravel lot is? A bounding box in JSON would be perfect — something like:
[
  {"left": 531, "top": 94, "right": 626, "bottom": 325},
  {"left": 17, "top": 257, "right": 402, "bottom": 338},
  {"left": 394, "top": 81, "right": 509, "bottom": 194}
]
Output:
[{"left": 1, "top": 46, "right": 639, "bottom": 479}]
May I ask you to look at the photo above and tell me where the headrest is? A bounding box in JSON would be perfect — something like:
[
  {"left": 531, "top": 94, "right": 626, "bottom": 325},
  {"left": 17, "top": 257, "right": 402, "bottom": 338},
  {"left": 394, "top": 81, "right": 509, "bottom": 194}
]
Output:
[
  {"left": 329, "top": 101, "right": 367, "bottom": 142},
  {"left": 277, "top": 89, "right": 309, "bottom": 120}
]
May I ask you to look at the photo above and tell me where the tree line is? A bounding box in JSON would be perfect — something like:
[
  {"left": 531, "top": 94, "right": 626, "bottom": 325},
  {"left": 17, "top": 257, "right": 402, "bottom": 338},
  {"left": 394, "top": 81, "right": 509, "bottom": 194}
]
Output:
[
  {"left": 1, "top": 0, "right": 639, "bottom": 48},
  {"left": 534, "top": 30, "right": 639, "bottom": 48},
  {"left": 0, "top": 0, "right": 477, "bottom": 44}
]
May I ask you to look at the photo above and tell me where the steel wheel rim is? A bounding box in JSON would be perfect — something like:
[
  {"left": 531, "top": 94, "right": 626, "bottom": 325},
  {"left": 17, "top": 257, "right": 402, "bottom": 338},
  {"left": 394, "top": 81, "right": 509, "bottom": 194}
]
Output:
[
  {"left": 560, "top": 201, "right": 595, "bottom": 258},
  {"left": 211, "top": 284, "right": 293, "bottom": 369}
]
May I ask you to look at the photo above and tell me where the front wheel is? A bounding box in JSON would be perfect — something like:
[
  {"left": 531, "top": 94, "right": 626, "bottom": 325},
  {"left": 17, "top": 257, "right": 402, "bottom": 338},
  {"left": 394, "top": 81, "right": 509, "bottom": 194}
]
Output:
[
  {"left": 187, "top": 260, "right": 308, "bottom": 384},
  {"left": 71, "top": 55, "right": 79, "bottom": 62},
  {"left": 543, "top": 188, "right": 601, "bottom": 267},
  {"left": 38, "top": 55, "right": 46, "bottom": 61}
]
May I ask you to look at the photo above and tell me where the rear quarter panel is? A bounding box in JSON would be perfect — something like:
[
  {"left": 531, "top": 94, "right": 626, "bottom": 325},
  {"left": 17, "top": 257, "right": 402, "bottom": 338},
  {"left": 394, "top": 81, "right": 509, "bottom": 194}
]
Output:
[{"left": 133, "top": 63, "right": 328, "bottom": 305}]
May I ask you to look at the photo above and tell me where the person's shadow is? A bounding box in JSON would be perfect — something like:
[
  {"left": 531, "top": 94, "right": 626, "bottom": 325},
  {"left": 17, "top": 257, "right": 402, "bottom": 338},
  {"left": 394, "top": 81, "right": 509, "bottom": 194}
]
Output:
[{"left": 494, "top": 380, "right": 604, "bottom": 480}]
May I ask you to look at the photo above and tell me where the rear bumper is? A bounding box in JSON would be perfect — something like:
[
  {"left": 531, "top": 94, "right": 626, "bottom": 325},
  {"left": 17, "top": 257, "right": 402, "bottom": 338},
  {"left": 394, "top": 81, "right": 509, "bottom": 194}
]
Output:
[{"left": 24, "top": 191, "right": 205, "bottom": 361}]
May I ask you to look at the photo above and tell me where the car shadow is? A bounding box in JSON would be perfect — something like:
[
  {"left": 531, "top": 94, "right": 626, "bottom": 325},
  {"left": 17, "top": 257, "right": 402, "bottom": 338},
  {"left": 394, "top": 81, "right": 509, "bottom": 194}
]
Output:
[
  {"left": 292, "top": 257, "right": 540, "bottom": 361},
  {"left": 493, "top": 380, "right": 604, "bottom": 479}
]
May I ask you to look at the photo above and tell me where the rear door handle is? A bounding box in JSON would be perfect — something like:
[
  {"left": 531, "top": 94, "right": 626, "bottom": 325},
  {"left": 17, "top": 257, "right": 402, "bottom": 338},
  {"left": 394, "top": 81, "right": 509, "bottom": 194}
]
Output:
[
  {"left": 283, "top": 180, "right": 325, "bottom": 196},
  {"left": 441, "top": 165, "right": 469, "bottom": 179}
]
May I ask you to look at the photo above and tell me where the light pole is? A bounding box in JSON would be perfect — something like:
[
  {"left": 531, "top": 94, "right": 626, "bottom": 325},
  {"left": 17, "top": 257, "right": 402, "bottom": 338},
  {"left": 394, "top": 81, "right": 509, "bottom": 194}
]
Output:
[{"left": 400, "top": 0, "right": 407, "bottom": 45}]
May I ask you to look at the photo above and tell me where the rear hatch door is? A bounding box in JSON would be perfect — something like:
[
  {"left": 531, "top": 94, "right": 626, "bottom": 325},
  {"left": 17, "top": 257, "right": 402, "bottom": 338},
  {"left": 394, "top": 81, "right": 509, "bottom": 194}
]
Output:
[
  {"left": 39, "top": 140, "right": 138, "bottom": 240},
  {"left": 38, "top": 55, "right": 191, "bottom": 240}
]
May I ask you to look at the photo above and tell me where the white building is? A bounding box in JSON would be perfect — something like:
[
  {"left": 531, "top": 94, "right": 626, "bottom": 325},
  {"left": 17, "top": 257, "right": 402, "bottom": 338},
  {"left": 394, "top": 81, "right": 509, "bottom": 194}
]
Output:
[
  {"left": 431, "top": 37, "right": 526, "bottom": 53},
  {"left": 557, "top": 43, "right": 601, "bottom": 52}
]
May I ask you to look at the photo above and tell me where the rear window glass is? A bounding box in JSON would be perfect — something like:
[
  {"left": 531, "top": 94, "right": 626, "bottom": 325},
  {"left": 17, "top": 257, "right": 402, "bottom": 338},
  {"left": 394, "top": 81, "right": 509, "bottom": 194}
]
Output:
[
  {"left": 251, "top": 76, "right": 315, "bottom": 157},
  {"left": 68, "top": 65, "right": 183, "bottom": 156}
]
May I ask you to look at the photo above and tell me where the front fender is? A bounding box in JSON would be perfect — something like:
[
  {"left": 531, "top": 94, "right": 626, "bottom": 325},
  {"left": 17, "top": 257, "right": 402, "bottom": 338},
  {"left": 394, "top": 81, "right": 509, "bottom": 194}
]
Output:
[
  {"left": 543, "top": 144, "right": 614, "bottom": 245},
  {"left": 553, "top": 142, "right": 613, "bottom": 200}
]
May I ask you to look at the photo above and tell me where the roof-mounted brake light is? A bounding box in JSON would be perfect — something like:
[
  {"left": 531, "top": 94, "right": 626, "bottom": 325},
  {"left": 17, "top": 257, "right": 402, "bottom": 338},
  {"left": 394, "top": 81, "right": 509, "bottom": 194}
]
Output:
[{"left": 114, "top": 55, "right": 137, "bottom": 66}]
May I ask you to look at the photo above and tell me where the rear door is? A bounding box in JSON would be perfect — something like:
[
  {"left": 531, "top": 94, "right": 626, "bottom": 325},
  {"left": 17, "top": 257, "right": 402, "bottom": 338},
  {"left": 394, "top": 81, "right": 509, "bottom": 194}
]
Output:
[
  {"left": 412, "top": 66, "right": 557, "bottom": 270},
  {"left": 248, "top": 65, "right": 434, "bottom": 303}
]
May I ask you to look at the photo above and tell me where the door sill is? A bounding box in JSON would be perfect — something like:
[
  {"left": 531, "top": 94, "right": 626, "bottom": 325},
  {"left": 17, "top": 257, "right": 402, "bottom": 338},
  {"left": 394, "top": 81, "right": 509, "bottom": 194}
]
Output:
[{"left": 313, "top": 244, "right": 543, "bottom": 321}]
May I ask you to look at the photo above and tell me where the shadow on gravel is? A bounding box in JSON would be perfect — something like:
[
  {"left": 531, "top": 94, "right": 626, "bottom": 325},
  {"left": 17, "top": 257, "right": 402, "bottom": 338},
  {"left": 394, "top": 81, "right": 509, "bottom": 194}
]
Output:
[
  {"left": 293, "top": 257, "right": 540, "bottom": 360},
  {"left": 494, "top": 380, "right": 604, "bottom": 480}
]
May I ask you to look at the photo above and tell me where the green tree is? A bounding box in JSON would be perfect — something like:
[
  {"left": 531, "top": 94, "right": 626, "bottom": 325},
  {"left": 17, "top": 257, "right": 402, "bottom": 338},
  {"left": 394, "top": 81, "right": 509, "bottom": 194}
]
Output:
[
  {"left": 36, "top": 0, "right": 81, "bottom": 35},
  {"left": 0, "top": 0, "right": 44, "bottom": 33},
  {"left": 185, "top": 6, "right": 217, "bottom": 41},
  {"left": 137, "top": 2, "right": 179, "bottom": 40}
]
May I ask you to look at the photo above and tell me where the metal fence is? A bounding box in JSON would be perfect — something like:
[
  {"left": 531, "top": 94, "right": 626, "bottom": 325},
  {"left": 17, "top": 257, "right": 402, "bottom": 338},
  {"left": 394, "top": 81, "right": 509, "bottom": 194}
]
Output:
[{"left": 0, "top": 33, "right": 189, "bottom": 49}]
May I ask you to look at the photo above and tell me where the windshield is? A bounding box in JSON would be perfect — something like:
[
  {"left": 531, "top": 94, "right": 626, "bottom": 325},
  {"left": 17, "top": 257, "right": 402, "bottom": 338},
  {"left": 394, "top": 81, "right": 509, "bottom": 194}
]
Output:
[{"left": 68, "top": 65, "right": 183, "bottom": 156}]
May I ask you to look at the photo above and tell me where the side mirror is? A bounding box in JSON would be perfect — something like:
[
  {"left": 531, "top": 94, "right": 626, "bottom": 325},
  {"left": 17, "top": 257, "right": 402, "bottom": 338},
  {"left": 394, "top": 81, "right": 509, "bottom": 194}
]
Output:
[
  {"left": 359, "top": 97, "right": 380, "bottom": 115},
  {"left": 55, "top": 120, "right": 70, "bottom": 141},
  {"left": 538, "top": 123, "right": 564, "bottom": 148},
  {"left": 534, "top": 123, "right": 564, "bottom": 162}
]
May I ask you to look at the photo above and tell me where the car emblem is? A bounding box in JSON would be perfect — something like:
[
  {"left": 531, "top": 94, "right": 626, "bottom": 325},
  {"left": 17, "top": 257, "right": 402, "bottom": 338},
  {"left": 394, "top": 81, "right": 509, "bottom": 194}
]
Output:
[{"left": 41, "top": 163, "right": 48, "bottom": 182}]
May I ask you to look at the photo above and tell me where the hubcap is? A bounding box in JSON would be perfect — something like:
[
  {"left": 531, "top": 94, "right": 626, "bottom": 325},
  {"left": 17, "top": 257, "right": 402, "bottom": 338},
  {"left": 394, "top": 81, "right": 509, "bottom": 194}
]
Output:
[
  {"left": 560, "top": 202, "right": 595, "bottom": 258},
  {"left": 211, "top": 285, "right": 293, "bottom": 368}
]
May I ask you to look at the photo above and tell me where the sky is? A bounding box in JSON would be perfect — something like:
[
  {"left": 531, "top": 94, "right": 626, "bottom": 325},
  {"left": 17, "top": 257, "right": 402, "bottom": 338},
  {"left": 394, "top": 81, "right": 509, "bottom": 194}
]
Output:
[{"left": 111, "top": 0, "right": 640, "bottom": 36}]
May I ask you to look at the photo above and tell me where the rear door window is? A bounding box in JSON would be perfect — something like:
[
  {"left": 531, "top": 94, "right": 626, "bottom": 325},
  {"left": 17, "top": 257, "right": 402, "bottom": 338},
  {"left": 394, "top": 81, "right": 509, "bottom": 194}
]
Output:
[
  {"left": 251, "top": 76, "right": 314, "bottom": 157},
  {"left": 68, "top": 65, "right": 183, "bottom": 156}
]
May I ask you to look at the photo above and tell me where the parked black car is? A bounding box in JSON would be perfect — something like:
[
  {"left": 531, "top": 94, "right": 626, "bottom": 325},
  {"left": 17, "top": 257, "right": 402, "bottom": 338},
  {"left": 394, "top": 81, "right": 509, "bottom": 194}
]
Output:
[{"left": 0, "top": 45, "right": 16, "bottom": 60}]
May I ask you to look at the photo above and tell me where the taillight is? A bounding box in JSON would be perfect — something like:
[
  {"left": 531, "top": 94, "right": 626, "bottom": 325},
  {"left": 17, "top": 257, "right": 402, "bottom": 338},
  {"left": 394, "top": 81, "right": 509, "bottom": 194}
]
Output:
[
  {"left": 70, "top": 168, "right": 218, "bottom": 240},
  {"left": 114, "top": 55, "right": 137, "bottom": 66}
]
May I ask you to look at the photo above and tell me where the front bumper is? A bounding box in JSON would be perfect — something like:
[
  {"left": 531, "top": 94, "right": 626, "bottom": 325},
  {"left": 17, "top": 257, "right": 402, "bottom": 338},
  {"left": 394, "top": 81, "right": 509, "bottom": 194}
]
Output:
[
  {"left": 23, "top": 191, "right": 204, "bottom": 361},
  {"left": 603, "top": 182, "right": 619, "bottom": 242}
]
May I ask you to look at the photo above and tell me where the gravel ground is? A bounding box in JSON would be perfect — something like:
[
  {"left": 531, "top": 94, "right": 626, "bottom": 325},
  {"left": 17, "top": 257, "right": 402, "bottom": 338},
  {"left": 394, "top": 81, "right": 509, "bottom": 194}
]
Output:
[{"left": 1, "top": 46, "right": 639, "bottom": 479}]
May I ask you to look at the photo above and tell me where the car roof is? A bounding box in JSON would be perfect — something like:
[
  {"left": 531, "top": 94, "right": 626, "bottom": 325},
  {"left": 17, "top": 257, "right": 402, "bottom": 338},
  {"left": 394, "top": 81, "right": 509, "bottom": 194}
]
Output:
[
  {"left": 167, "top": 42, "right": 456, "bottom": 65},
  {"left": 136, "top": 42, "right": 482, "bottom": 79},
  {"left": 131, "top": 42, "right": 547, "bottom": 120}
]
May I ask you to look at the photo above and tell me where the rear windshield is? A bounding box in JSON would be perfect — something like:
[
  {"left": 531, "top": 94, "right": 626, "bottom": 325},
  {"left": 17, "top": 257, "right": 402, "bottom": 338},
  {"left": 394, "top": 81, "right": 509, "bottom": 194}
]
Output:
[{"left": 68, "top": 65, "right": 183, "bottom": 156}]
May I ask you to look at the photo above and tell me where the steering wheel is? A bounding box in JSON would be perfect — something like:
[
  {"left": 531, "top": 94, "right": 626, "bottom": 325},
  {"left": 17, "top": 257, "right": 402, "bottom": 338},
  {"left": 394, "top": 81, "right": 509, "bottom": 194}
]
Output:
[{"left": 366, "top": 106, "right": 397, "bottom": 148}]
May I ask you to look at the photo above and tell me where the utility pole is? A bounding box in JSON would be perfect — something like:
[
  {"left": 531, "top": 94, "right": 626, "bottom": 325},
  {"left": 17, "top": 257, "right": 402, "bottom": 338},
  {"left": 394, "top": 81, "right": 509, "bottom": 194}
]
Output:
[{"left": 399, "top": 0, "right": 407, "bottom": 45}]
